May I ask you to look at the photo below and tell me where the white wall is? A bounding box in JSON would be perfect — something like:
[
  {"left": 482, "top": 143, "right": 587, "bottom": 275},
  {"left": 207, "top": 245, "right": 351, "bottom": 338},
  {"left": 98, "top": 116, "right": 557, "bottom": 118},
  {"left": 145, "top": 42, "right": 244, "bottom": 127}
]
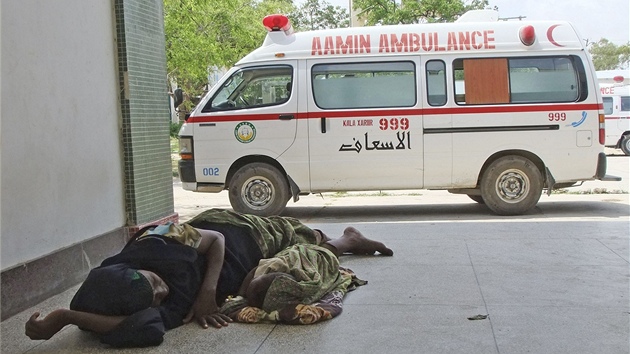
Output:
[{"left": 1, "top": 0, "right": 125, "bottom": 270}]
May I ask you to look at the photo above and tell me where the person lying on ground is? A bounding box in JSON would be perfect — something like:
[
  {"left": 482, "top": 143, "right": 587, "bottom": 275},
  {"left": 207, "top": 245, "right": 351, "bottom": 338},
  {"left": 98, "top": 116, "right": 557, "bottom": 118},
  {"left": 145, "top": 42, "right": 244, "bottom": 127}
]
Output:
[
  {"left": 225, "top": 242, "right": 367, "bottom": 324},
  {"left": 25, "top": 209, "right": 392, "bottom": 348}
]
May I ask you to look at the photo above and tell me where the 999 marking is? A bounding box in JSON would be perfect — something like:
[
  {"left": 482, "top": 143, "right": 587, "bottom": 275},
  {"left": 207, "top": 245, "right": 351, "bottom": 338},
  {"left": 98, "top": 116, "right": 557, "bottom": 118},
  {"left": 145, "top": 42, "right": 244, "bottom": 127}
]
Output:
[
  {"left": 379, "top": 117, "right": 410, "bottom": 130},
  {"left": 548, "top": 112, "right": 567, "bottom": 121}
]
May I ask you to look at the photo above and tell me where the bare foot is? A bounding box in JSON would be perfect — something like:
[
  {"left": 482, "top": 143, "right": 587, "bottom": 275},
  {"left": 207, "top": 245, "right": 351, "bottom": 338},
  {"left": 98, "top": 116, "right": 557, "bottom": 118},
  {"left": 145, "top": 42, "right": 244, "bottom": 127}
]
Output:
[{"left": 332, "top": 227, "right": 393, "bottom": 256}]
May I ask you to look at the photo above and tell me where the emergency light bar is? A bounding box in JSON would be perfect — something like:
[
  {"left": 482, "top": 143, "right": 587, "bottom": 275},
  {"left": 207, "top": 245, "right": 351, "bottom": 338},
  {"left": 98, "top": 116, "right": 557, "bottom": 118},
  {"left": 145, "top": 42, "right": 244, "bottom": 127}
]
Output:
[
  {"left": 519, "top": 25, "right": 536, "bottom": 46},
  {"left": 263, "top": 14, "right": 293, "bottom": 34}
]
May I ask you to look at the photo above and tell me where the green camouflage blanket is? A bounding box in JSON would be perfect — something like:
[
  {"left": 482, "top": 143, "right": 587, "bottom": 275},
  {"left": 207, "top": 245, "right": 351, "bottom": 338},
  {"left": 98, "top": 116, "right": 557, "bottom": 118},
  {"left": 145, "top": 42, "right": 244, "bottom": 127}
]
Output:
[
  {"left": 219, "top": 244, "right": 366, "bottom": 325},
  {"left": 185, "top": 209, "right": 324, "bottom": 257}
]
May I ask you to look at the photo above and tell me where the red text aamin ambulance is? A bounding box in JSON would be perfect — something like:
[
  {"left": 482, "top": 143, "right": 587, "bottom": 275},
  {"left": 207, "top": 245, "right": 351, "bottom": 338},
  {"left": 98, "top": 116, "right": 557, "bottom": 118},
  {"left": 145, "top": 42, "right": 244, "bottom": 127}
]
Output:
[{"left": 178, "top": 10, "right": 620, "bottom": 216}]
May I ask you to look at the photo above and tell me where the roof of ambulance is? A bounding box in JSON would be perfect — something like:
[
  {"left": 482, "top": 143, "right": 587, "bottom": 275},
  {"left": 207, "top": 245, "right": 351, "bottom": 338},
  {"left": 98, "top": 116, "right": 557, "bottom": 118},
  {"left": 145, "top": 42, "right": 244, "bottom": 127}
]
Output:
[{"left": 237, "top": 14, "right": 584, "bottom": 65}]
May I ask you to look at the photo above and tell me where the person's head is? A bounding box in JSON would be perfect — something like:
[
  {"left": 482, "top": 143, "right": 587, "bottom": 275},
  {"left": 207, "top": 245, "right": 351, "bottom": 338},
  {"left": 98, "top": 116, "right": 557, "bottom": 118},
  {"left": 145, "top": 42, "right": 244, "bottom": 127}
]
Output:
[
  {"left": 70, "top": 264, "right": 169, "bottom": 316},
  {"left": 245, "top": 272, "right": 284, "bottom": 309},
  {"left": 247, "top": 272, "right": 313, "bottom": 312},
  {"left": 137, "top": 269, "right": 170, "bottom": 307}
]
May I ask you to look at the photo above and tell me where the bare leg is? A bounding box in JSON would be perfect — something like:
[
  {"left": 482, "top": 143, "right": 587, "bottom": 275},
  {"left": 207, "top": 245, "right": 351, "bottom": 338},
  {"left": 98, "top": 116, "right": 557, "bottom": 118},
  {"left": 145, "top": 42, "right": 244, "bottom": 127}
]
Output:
[{"left": 322, "top": 227, "right": 393, "bottom": 257}]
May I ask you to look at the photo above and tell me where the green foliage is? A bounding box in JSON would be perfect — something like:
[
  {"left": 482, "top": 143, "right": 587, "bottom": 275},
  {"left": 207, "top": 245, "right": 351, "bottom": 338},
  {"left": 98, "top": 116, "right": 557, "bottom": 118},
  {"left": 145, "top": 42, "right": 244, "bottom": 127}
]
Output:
[
  {"left": 588, "top": 39, "right": 630, "bottom": 70},
  {"left": 352, "top": 0, "right": 489, "bottom": 25},
  {"left": 170, "top": 121, "right": 183, "bottom": 138},
  {"left": 290, "top": 0, "right": 349, "bottom": 31},
  {"left": 170, "top": 137, "right": 180, "bottom": 177},
  {"left": 164, "top": 0, "right": 295, "bottom": 99}
]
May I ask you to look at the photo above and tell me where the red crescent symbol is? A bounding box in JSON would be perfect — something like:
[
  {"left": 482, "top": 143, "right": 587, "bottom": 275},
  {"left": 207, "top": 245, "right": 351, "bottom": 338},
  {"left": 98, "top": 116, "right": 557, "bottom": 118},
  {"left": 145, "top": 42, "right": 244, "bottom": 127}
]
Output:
[{"left": 547, "top": 24, "right": 564, "bottom": 47}]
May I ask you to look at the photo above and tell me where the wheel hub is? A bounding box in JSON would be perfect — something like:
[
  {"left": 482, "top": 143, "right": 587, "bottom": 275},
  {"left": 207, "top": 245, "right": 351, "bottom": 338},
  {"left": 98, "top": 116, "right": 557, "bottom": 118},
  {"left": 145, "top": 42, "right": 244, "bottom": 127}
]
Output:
[
  {"left": 243, "top": 178, "right": 273, "bottom": 208},
  {"left": 496, "top": 170, "right": 529, "bottom": 203}
]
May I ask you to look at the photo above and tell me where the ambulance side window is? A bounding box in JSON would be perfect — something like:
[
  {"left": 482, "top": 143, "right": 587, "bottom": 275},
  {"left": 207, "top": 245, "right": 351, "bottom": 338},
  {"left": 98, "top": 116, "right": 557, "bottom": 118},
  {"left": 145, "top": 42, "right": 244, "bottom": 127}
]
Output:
[
  {"left": 621, "top": 96, "right": 630, "bottom": 112},
  {"left": 426, "top": 60, "right": 447, "bottom": 106},
  {"left": 454, "top": 58, "right": 510, "bottom": 104},
  {"left": 312, "top": 62, "right": 416, "bottom": 109},
  {"left": 202, "top": 65, "right": 293, "bottom": 112},
  {"left": 453, "top": 56, "right": 586, "bottom": 105},
  {"left": 509, "top": 57, "right": 583, "bottom": 103}
]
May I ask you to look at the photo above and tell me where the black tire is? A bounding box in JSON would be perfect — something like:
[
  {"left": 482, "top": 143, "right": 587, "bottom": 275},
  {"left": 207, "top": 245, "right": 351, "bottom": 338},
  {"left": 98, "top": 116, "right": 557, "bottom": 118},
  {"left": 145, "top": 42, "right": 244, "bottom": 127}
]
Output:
[
  {"left": 228, "top": 163, "right": 289, "bottom": 216},
  {"left": 467, "top": 195, "right": 485, "bottom": 204},
  {"left": 480, "top": 156, "right": 543, "bottom": 215},
  {"left": 620, "top": 135, "right": 630, "bottom": 156}
]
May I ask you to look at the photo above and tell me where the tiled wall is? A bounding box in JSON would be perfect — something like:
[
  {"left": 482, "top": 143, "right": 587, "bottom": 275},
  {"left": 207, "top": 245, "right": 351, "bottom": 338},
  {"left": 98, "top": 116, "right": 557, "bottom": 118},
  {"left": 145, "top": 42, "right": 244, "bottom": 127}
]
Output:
[
  {"left": 115, "top": 0, "right": 175, "bottom": 225},
  {"left": 1, "top": 0, "right": 178, "bottom": 320}
]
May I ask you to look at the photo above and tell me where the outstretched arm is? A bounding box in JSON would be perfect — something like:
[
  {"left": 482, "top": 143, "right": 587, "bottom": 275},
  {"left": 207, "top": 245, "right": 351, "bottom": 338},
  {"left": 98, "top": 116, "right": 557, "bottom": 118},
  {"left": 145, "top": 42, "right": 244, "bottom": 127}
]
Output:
[
  {"left": 183, "top": 228, "right": 232, "bottom": 328},
  {"left": 25, "top": 309, "right": 126, "bottom": 340}
]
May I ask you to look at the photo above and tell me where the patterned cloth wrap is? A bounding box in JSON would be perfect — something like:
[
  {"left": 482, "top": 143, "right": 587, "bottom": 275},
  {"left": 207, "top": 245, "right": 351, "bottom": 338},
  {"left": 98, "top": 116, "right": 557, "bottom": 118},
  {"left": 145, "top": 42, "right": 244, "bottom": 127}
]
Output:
[
  {"left": 219, "top": 244, "right": 367, "bottom": 325},
  {"left": 143, "top": 222, "right": 202, "bottom": 247}
]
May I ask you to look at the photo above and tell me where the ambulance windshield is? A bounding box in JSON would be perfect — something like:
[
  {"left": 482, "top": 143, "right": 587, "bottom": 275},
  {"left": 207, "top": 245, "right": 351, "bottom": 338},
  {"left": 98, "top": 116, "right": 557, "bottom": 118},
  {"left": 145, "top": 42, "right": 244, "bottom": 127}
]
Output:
[{"left": 203, "top": 66, "right": 293, "bottom": 112}]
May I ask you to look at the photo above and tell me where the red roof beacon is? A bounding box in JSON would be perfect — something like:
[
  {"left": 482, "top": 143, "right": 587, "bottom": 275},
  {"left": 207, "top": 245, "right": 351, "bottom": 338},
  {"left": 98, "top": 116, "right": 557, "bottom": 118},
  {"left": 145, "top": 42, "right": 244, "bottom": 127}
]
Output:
[
  {"left": 262, "top": 14, "right": 293, "bottom": 35},
  {"left": 519, "top": 25, "right": 536, "bottom": 46}
]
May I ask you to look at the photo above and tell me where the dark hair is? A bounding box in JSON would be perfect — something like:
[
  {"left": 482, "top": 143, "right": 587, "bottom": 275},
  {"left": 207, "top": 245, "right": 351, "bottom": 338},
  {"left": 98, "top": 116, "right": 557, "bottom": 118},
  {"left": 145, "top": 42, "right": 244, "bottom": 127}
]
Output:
[{"left": 70, "top": 264, "right": 153, "bottom": 316}]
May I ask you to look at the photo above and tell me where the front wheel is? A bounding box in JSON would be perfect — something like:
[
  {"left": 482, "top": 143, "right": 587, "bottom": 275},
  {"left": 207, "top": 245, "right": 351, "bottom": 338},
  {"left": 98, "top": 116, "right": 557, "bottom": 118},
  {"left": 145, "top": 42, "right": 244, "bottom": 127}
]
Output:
[
  {"left": 620, "top": 135, "right": 630, "bottom": 156},
  {"left": 480, "top": 156, "right": 543, "bottom": 215},
  {"left": 467, "top": 195, "right": 485, "bottom": 204},
  {"left": 228, "top": 163, "right": 290, "bottom": 216}
]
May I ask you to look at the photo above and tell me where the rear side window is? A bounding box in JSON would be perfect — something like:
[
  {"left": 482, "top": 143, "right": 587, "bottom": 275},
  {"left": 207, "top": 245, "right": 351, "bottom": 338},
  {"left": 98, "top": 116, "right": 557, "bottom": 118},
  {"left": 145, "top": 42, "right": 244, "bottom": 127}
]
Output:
[
  {"left": 312, "top": 62, "right": 416, "bottom": 109},
  {"left": 453, "top": 56, "right": 587, "bottom": 105},
  {"left": 426, "top": 60, "right": 447, "bottom": 106},
  {"left": 602, "top": 97, "right": 613, "bottom": 115},
  {"left": 621, "top": 96, "right": 630, "bottom": 112},
  {"left": 202, "top": 65, "right": 292, "bottom": 112}
]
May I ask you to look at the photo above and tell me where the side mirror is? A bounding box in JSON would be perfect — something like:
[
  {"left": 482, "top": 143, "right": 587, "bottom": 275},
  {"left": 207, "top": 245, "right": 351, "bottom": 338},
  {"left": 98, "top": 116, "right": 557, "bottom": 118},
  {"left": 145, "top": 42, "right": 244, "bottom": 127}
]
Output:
[{"left": 173, "top": 88, "right": 184, "bottom": 109}]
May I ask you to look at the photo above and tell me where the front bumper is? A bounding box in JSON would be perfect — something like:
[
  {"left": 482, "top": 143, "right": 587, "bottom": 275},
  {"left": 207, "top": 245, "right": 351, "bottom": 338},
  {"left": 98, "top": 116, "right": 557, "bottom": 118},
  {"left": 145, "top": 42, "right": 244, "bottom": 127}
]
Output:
[{"left": 178, "top": 159, "right": 196, "bottom": 183}]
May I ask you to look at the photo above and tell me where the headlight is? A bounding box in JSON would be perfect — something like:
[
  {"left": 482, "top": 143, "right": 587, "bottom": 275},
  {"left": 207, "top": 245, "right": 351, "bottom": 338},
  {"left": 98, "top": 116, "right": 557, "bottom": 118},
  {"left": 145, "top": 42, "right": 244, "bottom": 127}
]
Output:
[{"left": 179, "top": 136, "right": 193, "bottom": 160}]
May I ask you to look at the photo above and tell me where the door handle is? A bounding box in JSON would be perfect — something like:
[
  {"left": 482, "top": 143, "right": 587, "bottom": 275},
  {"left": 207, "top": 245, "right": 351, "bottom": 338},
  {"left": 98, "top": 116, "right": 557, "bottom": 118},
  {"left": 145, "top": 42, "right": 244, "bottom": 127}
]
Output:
[
  {"left": 279, "top": 114, "right": 294, "bottom": 120},
  {"left": 320, "top": 117, "right": 326, "bottom": 133}
]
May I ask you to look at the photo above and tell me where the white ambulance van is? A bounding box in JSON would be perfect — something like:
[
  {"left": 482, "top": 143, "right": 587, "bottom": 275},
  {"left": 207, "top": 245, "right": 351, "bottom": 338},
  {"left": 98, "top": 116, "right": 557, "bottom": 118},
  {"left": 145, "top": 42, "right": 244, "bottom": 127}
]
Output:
[
  {"left": 178, "top": 10, "right": 620, "bottom": 216},
  {"left": 598, "top": 71, "right": 630, "bottom": 155}
]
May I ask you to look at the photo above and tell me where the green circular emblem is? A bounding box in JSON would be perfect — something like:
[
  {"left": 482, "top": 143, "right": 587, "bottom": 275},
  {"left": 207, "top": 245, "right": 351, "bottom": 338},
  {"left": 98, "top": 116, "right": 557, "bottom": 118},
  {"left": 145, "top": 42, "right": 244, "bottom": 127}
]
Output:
[{"left": 234, "top": 122, "right": 256, "bottom": 143}]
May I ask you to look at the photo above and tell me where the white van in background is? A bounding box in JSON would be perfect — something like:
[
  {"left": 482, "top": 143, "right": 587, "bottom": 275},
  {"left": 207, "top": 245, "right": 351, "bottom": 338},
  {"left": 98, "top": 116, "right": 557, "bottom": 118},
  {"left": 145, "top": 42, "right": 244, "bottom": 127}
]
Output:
[
  {"left": 598, "top": 70, "right": 630, "bottom": 155},
  {"left": 178, "top": 11, "right": 620, "bottom": 216}
]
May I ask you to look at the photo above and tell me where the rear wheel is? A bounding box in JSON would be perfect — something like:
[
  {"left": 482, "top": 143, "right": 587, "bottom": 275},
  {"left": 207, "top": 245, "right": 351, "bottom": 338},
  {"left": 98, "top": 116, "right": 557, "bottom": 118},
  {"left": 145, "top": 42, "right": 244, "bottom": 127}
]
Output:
[
  {"left": 228, "top": 163, "right": 289, "bottom": 216},
  {"left": 480, "top": 156, "right": 543, "bottom": 215},
  {"left": 620, "top": 135, "right": 630, "bottom": 156}
]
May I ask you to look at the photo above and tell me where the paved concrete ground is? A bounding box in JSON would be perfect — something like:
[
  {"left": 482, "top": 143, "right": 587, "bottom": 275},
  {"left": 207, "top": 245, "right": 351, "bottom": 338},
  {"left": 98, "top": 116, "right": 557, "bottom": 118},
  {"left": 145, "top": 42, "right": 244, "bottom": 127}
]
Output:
[{"left": 2, "top": 153, "right": 628, "bottom": 353}]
